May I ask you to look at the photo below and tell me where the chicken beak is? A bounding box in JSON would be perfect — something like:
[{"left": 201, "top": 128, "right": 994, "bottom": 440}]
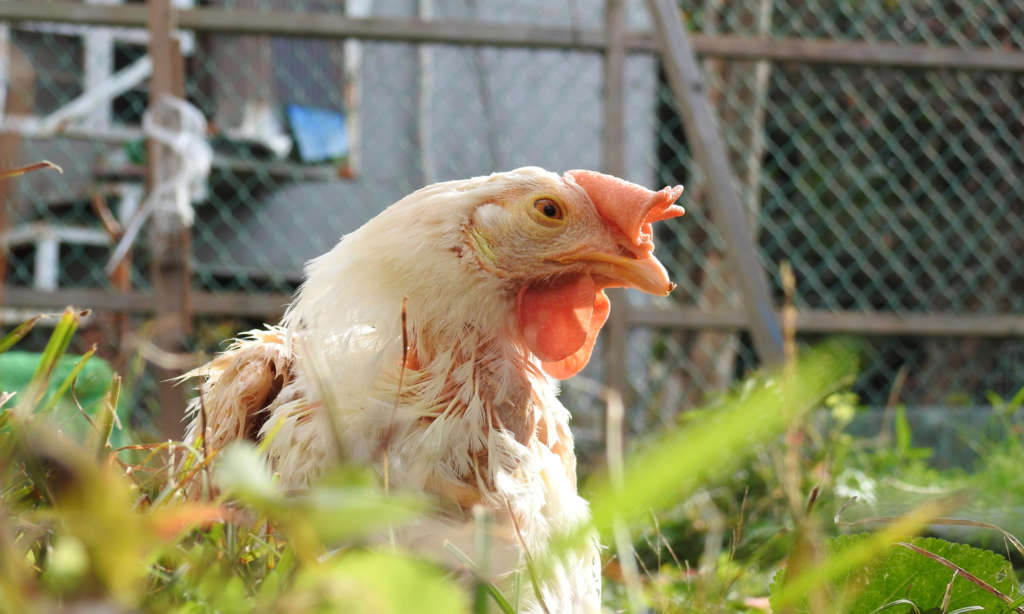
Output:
[{"left": 566, "top": 251, "right": 676, "bottom": 296}]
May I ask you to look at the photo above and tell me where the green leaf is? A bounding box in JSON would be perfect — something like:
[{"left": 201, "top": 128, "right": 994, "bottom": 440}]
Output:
[
  {"left": 780, "top": 536, "right": 1018, "bottom": 614},
  {"left": 214, "top": 441, "right": 280, "bottom": 503},
  {"left": 302, "top": 486, "right": 424, "bottom": 543},
  {"left": 215, "top": 443, "right": 423, "bottom": 544},
  {"left": 255, "top": 548, "right": 298, "bottom": 603},
  {"left": 40, "top": 535, "right": 89, "bottom": 593},
  {"left": 283, "top": 551, "right": 469, "bottom": 614},
  {"left": 770, "top": 500, "right": 953, "bottom": 612}
]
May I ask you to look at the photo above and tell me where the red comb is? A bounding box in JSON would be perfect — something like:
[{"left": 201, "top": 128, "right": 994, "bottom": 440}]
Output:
[{"left": 565, "top": 170, "right": 684, "bottom": 256}]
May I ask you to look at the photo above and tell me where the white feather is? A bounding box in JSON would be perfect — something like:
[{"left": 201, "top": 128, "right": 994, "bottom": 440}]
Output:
[{"left": 188, "top": 167, "right": 602, "bottom": 612}]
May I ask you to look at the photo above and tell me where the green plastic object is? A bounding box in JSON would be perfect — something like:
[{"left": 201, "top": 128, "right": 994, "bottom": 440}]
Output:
[{"left": 0, "top": 352, "right": 127, "bottom": 446}]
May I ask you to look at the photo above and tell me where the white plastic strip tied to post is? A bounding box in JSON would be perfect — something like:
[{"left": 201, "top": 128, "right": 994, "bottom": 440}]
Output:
[{"left": 106, "top": 95, "right": 212, "bottom": 274}]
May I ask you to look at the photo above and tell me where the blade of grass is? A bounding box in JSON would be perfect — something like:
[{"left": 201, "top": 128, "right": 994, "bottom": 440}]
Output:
[
  {"left": 473, "top": 506, "right": 492, "bottom": 614},
  {"left": 1006, "top": 386, "right": 1024, "bottom": 412},
  {"left": 39, "top": 344, "right": 97, "bottom": 414},
  {"left": 444, "top": 541, "right": 516, "bottom": 614},
  {"left": 506, "top": 498, "right": 552, "bottom": 614},
  {"left": 940, "top": 570, "right": 958, "bottom": 614},
  {"left": 534, "top": 339, "right": 860, "bottom": 603},
  {"left": 0, "top": 316, "right": 41, "bottom": 353},
  {"left": 481, "top": 582, "right": 516, "bottom": 614},
  {"left": 585, "top": 338, "right": 860, "bottom": 538},
  {"left": 91, "top": 375, "right": 121, "bottom": 459},
  {"left": 16, "top": 308, "right": 87, "bottom": 412}
]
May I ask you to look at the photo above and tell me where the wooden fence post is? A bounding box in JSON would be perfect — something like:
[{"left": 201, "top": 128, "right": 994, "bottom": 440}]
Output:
[
  {"left": 147, "top": 0, "right": 191, "bottom": 440},
  {"left": 0, "top": 34, "right": 34, "bottom": 306},
  {"left": 602, "top": 0, "right": 631, "bottom": 429},
  {"left": 647, "top": 0, "right": 785, "bottom": 367}
]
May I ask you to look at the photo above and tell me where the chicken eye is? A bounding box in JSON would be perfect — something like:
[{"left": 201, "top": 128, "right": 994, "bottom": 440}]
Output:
[{"left": 534, "top": 198, "right": 563, "bottom": 220}]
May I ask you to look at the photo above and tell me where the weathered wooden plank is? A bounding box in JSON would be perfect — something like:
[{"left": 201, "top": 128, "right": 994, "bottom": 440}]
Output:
[
  {"left": 602, "top": 0, "right": 627, "bottom": 178},
  {"left": 3, "top": 287, "right": 155, "bottom": 312},
  {"left": 147, "top": 0, "right": 191, "bottom": 439},
  {"left": 648, "top": 0, "right": 786, "bottom": 367},
  {"left": 179, "top": 10, "right": 609, "bottom": 50},
  {"left": 602, "top": 0, "right": 630, "bottom": 437},
  {"left": 0, "top": 3, "right": 150, "bottom": 28},
  {"left": 628, "top": 306, "right": 747, "bottom": 329},
  {"left": 628, "top": 306, "right": 1024, "bottom": 337},
  {"left": 688, "top": 33, "right": 1024, "bottom": 72},
  {"left": 2, "top": 287, "right": 291, "bottom": 317},
  {"left": 792, "top": 310, "right": 1024, "bottom": 337},
  {"left": 5, "top": 286, "right": 1021, "bottom": 337},
  {"left": 0, "top": 33, "right": 34, "bottom": 308},
  {"left": 1, "top": 2, "right": 1023, "bottom": 72},
  {"left": 0, "top": 2, "right": 609, "bottom": 50}
]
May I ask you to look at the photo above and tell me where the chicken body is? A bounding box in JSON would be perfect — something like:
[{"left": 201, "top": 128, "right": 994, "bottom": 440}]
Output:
[{"left": 185, "top": 167, "right": 683, "bottom": 612}]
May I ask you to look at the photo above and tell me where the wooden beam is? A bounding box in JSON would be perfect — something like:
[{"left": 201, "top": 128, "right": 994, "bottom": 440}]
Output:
[
  {"left": 147, "top": 0, "right": 191, "bottom": 440},
  {"left": 178, "top": 9, "right": 609, "bottom": 50},
  {"left": 648, "top": 0, "right": 786, "bottom": 367},
  {"left": 5, "top": 286, "right": 1020, "bottom": 338},
  {"left": 0, "top": 3, "right": 150, "bottom": 29},
  {"left": 602, "top": 0, "right": 627, "bottom": 178},
  {"left": 3, "top": 287, "right": 291, "bottom": 318},
  {"left": 0, "top": 34, "right": 34, "bottom": 307},
  {"left": 602, "top": 0, "right": 630, "bottom": 437},
  {"left": 4, "top": 287, "right": 156, "bottom": 313},
  {"left": 2, "top": 2, "right": 1024, "bottom": 72},
  {"left": 190, "top": 291, "right": 290, "bottom": 317},
  {"left": 628, "top": 306, "right": 1024, "bottom": 338},
  {"left": 791, "top": 310, "right": 1024, "bottom": 337},
  {"left": 687, "top": 33, "right": 1024, "bottom": 72},
  {"left": 629, "top": 306, "right": 747, "bottom": 329},
  {"left": 0, "top": 2, "right": 609, "bottom": 50}
]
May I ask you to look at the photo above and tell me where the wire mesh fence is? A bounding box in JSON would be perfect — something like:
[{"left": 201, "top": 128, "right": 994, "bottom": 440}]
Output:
[
  {"left": 645, "top": 0, "right": 1023, "bottom": 419},
  {"left": 1, "top": 0, "right": 1021, "bottom": 447}
]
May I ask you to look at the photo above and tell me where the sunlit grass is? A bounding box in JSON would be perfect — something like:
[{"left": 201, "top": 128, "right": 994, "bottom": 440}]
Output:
[{"left": 1, "top": 309, "right": 1022, "bottom": 613}]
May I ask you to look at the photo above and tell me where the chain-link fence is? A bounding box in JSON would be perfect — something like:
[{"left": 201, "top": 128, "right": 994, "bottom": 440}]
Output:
[
  {"left": 1, "top": 0, "right": 1021, "bottom": 447},
  {"left": 637, "top": 0, "right": 1024, "bottom": 433}
]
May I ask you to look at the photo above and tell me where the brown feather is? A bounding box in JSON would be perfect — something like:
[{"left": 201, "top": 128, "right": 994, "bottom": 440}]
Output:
[{"left": 183, "top": 327, "right": 293, "bottom": 460}]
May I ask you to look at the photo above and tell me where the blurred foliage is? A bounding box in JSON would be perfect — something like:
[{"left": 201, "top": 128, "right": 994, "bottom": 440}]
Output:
[
  {"left": 1, "top": 313, "right": 1023, "bottom": 613},
  {"left": 785, "top": 535, "right": 1019, "bottom": 614},
  {"left": 617, "top": 342, "right": 1024, "bottom": 613}
]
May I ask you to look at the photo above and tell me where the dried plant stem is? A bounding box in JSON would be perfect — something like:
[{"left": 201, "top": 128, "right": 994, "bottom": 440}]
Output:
[
  {"left": 505, "top": 498, "right": 551, "bottom": 614},
  {"left": 0, "top": 159, "right": 62, "bottom": 180},
  {"left": 839, "top": 516, "right": 1024, "bottom": 559},
  {"left": 198, "top": 388, "right": 213, "bottom": 499}
]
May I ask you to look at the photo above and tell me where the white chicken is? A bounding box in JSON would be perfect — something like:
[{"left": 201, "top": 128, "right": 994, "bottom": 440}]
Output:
[{"left": 185, "top": 167, "right": 683, "bottom": 612}]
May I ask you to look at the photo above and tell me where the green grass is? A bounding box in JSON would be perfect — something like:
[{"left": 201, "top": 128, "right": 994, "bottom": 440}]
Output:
[{"left": 1, "top": 313, "right": 1022, "bottom": 613}]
